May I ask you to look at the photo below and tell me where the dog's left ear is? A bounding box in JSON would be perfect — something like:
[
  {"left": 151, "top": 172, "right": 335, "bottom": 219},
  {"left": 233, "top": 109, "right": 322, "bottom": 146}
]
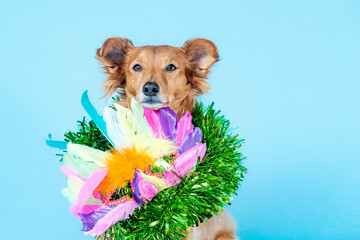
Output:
[{"left": 182, "top": 38, "right": 219, "bottom": 95}]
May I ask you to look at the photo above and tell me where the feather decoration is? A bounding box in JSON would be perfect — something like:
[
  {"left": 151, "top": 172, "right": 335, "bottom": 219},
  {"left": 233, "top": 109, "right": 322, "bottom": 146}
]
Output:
[
  {"left": 115, "top": 102, "right": 176, "bottom": 158},
  {"left": 78, "top": 205, "right": 104, "bottom": 215},
  {"left": 79, "top": 205, "right": 117, "bottom": 232},
  {"left": 130, "top": 98, "right": 154, "bottom": 137},
  {"left": 103, "top": 107, "right": 129, "bottom": 150},
  {"left": 68, "top": 143, "right": 108, "bottom": 168},
  {"left": 143, "top": 107, "right": 162, "bottom": 138},
  {"left": 62, "top": 175, "right": 85, "bottom": 206},
  {"left": 63, "top": 150, "right": 100, "bottom": 179},
  {"left": 72, "top": 168, "right": 108, "bottom": 215},
  {"left": 94, "top": 148, "right": 153, "bottom": 195},
  {"left": 132, "top": 169, "right": 161, "bottom": 204},
  {"left": 176, "top": 111, "right": 194, "bottom": 146},
  {"left": 140, "top": 170, "right": 167, "bottom": 191},
  {"left": 164, "top": 143, "right": 206, "bottom": 186},
  {"left": 133, "top": 135, "right": 176, "bottom": 160},
  {"left": 114, "top": 103, "right": 136, "bottom": 140},
  {"left": 60, "top": 166, "right": 86, "bottom": 181},
  {"left": 62, "top": 174, "right": 102, "bottom": 207},
  {"left": 85, "top": 198, "right": 140, "bottom": 236},
  {"left": 159, "top": 107, "right": 178, "bottom": 141},
  {"left": 178, "top": 127, "right": 203, "bottom": 155},
  {"left": 53, "top": 94, "right": 211, "bottom": 237},
  {"left": 63, "top": 143, "right": 107, "bottom": 178}
]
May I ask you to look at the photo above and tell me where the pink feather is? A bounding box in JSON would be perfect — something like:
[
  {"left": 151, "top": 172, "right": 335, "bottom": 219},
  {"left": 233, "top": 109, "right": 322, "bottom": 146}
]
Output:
[
  {"left": 143, "top": 107, "right": 162, "bottom": 138},
  {"left": 133, "top": 169, "right": 160, "bottom": 203},
  {"left": 73, "top": 168, "right": 108, "bottom": 215},
  {"left": 79, "top": 205, "right": 104, "bottom": 215},
  {"left": 164, "top": 143, "right": 206, "bottom": 186},
  {"left": 60, "top": 166, "right": 86, "bottom": 181},
  {"left": 175, "top": 111, "right": 193, "bottom": 146}
]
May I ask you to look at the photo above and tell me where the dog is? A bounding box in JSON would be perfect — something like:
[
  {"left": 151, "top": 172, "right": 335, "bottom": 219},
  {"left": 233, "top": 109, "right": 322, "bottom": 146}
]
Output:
[{"left": 96, "top": 37, "right": 238, "bottom": 240}]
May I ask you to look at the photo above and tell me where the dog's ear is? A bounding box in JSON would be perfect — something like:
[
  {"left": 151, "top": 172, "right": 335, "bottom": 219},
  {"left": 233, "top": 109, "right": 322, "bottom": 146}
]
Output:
[
  {"left": 96, "top": 37, "right": 134, "bottom": 74},
  {"left": 96, "top": 37, "right": 133, "bottom": 98},
  {"left": 182, "top": 38, "right": 219, "bottom": 95}
]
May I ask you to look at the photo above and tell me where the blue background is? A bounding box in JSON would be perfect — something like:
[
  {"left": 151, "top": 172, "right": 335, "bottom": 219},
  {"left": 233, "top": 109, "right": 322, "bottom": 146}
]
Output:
[{"left": 0, "top": 1, "right": 359, "bottom": 239}]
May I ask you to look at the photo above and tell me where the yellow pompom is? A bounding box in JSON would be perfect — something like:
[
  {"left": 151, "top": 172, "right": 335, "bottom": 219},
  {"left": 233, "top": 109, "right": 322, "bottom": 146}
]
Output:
[{"left": 95, "top": 148, "right": 154, "bottom": 196}]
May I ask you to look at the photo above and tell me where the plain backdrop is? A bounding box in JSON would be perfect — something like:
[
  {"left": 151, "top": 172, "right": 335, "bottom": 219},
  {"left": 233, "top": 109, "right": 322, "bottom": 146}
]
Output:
[{"left": 0, "top": 0, "right": 359, "bottom": 239}]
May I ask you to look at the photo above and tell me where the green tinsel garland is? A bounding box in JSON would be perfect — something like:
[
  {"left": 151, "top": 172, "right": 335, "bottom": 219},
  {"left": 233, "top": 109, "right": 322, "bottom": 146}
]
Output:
[{"left": 63, "top": 102, "right": 246, "bottom": 240}]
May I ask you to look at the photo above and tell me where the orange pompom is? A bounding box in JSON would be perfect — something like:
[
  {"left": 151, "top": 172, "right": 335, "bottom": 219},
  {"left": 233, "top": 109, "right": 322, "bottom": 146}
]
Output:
[{"left": 95, "top": 148, "right": 154, "bottom": 196}]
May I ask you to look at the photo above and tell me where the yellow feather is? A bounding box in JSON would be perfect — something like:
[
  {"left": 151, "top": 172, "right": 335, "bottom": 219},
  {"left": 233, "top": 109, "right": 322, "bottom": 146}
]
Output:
[{"left": 114, "top": 101, "right": 177, "bottom": 158}]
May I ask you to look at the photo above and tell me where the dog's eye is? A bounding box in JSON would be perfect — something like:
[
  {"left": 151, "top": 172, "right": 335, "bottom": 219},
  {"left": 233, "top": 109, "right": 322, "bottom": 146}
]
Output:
[
  {"left": 166, "top": 64, "right": 177, "bottom": 72},
  {"left": 132, "top": 64, "right": 143, "bottom": 72}
]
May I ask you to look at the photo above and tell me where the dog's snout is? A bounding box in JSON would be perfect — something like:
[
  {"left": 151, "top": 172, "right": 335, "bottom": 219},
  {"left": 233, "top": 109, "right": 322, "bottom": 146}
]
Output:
[{"left": 143, "top": 82, "right": 160, "bottom": 96}]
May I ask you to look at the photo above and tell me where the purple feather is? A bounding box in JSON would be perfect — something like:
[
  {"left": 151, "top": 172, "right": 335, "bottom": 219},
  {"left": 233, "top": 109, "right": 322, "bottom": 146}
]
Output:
[
  {"left": 178, "top": 127, "right": 203, "bottom": 155},
  {"left": 79, "top": 205, "right": 116, "bottom": 232},
  {"left": 132, "top": 170, "right": 146, "bottom": 205},
  {"left": 85, "top": 199, "right": 140, "bottom": 236},
  {"left": 159, "top": 107, "right": 177, "bottom": 141}
]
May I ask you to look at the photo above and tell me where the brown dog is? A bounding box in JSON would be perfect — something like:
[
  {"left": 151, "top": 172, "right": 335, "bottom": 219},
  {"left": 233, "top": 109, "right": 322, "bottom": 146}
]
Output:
[{"left": 96, "top": 37, "right": 238, "bottom": 240}]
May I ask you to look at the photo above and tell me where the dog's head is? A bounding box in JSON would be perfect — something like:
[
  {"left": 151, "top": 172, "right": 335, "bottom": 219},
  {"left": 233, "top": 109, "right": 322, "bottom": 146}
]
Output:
[{"left": 96, "top": 37, "right": 219, "bottom": 116}]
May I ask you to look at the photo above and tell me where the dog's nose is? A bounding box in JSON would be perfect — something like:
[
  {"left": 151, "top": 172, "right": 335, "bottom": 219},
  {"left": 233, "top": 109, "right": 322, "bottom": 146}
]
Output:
[{"left": 143, "top": 82, "right": 160, "bottom": 96}]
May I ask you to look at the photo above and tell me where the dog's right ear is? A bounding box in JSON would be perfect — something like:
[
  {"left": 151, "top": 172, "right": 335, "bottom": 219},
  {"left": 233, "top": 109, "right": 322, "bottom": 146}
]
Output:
[
  {"left": 96, "top": 37, "right": 133, "bottom": 98},
  {"left": 96, "top": 37, "right": 134, "bottom": 74}
]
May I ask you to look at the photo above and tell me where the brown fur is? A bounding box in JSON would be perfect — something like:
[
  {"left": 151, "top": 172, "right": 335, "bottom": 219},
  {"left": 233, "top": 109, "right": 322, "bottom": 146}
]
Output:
[
  {"left": 96, "top": 37, "right": 237, "bottom": 240},
  {"left": 181, "top": 210, "right": 238, "bottom": 240}
]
